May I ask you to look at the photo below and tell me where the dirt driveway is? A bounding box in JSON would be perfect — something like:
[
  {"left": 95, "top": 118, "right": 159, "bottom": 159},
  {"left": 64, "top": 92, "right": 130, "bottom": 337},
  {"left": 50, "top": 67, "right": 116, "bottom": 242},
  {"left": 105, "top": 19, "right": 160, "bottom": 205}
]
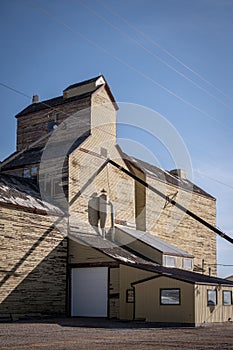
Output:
[{"left": 0, "top": 318, "right": 232, "bottom": 350}]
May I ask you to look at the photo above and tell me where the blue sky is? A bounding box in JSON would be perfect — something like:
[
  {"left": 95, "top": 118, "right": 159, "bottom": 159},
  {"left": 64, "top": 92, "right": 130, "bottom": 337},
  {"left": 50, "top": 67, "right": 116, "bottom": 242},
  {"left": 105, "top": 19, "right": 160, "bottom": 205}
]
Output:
[{"left": 0, "top": 0, "right": 232, "bottom": 277}]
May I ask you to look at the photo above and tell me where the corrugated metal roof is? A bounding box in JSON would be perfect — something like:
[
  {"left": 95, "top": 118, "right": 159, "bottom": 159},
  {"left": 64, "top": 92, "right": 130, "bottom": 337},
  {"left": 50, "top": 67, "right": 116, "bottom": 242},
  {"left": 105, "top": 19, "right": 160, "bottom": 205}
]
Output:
[
  {"left": 116, "top": 225, "right": 193, "bottom": 258},
  {"left": 0, "top": 173, "right": 64, "bottom": 215}
]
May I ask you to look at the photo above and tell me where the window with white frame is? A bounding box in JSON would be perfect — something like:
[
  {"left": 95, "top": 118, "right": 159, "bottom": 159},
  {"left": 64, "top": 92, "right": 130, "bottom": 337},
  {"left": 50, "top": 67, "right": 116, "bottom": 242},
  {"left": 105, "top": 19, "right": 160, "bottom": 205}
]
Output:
[
  {"left": 160, "top": 289, "right": 180, "bottom": 305},
  {"left": 164, "top": 256, "right": 176, "bottom": 267},
  {"left": 183, "top": 258, "right": 193, "bottom": 270},
  {"left": 223, "top": 291, "right": 232, "bottom": 305},
  {"left": 207, "top": 290, "right": 217, "bottom": 306}
]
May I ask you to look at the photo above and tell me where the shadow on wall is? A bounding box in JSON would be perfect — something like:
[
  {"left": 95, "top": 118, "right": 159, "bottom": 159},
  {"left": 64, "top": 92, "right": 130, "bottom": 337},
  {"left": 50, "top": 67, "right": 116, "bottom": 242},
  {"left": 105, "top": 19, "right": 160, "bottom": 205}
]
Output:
[{"left": 0, "top": 240, "right": 67, "bottom": 319}]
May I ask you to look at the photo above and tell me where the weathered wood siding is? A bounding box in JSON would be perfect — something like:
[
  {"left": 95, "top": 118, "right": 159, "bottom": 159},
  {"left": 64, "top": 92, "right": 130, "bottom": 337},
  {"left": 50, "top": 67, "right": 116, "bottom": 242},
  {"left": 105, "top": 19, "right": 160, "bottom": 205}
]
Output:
[
  {"left": 0, "top": 205, "right": 67, "bottom": 319},
  {"left": 195, "top": 284, "right": 233, "bottom": 324},
  {"left": 16, "top": 97, "right": 91, "bottom": 151},
  {"left": 146, "top": 176, "right": 216, "bottom": 275}
]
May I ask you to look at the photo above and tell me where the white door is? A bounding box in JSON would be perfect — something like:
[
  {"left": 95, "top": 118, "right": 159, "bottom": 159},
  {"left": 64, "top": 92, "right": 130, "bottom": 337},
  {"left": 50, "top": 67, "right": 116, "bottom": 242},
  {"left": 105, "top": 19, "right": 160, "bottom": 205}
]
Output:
[{"left": 71, "top": 267, "right": 108, "bottom": 317}]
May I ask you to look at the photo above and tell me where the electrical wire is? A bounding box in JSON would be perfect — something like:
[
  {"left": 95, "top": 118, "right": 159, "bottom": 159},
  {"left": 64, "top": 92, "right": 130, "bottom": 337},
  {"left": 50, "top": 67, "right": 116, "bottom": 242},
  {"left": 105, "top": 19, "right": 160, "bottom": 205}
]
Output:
[
  {"left": 79, "top": 0, "right": 233, "bottom": 113},
  {"left": 195, "top": 170, "right": 233, "bottom": 190},
  {"left": 22, "top": 0, "right": 232, "bottom": 130},
  {"left": 97, "top": 0, "right": 233, "bottom": 104}
]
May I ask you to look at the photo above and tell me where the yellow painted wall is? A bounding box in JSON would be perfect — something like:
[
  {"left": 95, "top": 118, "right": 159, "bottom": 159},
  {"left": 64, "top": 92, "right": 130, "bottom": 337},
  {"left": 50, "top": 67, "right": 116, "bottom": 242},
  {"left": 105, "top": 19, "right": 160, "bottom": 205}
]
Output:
[
  {"left": 119, "top": 265, "right": 156, "bottom": 320},
  {"left": 134, "top": 276, "right": 195, "bottom": 324}
]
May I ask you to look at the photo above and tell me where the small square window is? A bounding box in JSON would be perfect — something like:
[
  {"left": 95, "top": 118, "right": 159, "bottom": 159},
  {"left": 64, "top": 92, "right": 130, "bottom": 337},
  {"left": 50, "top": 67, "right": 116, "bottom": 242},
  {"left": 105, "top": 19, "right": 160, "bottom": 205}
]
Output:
[
  {"left": 183, "top": 258, "right": 193, "bottom": 270},
  {"left": 48, "top": 120, "right": 57, "bottom": 132},
  {"left": 164, "top": 256, "right": 176, "bottom": 267},
  {"left": 207, "top": 290, "right": 217, "bottom": 306},
  {"left": 23, "top": 168, "right": 31, "bottom": 178},
  {"left": 160, "top": 289, "right": 180, "bottom": 305},
  {"left": 223, "top": 291, "right": 232, "bottom": 305},
  {"left": 31, "top": 166, "right": 38, "bottom": 177}
]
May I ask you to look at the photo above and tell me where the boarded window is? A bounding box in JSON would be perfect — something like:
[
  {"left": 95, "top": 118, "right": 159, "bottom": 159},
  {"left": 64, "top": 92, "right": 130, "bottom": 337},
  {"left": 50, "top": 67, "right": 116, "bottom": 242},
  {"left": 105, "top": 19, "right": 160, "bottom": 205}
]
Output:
[
  {"left": 207, "top": 290, "right": 217, "bottom": 306},
  {"left": 160, "top": 289, "right": 180, "bottom": 305},
  {"left": 223, "top": 291, "right": 232, "bottom": 305}
]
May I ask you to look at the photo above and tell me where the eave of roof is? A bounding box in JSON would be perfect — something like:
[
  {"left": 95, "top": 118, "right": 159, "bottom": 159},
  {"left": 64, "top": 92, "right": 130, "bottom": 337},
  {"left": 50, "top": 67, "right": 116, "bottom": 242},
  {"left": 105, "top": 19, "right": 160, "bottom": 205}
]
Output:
[
  {"left": 63, "top": 75, "right": 103, "bottom": 91},
  {"left": 0, "top": 173, "right": 64, "bottom": 216},
  {"left": 1, "top": 132, "right": 90, "bottom": 170},
  {"left": 131, "top": 266, "right": 233, "bottom": 286}
]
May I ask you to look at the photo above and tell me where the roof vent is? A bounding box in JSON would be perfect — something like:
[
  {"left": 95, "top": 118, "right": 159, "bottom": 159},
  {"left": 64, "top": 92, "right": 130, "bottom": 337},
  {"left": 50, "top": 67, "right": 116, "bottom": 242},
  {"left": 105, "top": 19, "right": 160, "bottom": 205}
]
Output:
[
  {"left": 32, "top": 95, "right": 39, "bottom": 104},
  {"left": 170, "top": 169, "right": 186, "bottom": 180}
]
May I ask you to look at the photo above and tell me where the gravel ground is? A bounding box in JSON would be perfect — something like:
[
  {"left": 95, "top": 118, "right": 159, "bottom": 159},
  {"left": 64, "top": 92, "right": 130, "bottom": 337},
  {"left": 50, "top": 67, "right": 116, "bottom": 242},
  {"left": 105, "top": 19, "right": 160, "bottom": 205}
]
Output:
[{"left": 0, "top": 318, "right": 232, "bottom": 350}]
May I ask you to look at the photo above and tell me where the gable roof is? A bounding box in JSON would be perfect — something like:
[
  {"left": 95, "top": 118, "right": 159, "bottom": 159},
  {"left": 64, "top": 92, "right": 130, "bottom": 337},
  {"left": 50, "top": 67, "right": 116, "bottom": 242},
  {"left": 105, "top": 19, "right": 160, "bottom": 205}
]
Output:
[
  {"left": 0, "top": 173, "right": 64, "bottom": 216},
  {"left": 16, "top": 75, "right": 118, "bottom": 117},
  {"left": 63, "top": 75, "right": 103, "bottom": 91},
  {"left": 117, "top": 147, "right": 215, "bottom": 200},
  {"left": 15, "top": 88, "right": 98, "bottom": 117},
  {"left": 116, "top": 225, "right": 194, "bottom": 258}
]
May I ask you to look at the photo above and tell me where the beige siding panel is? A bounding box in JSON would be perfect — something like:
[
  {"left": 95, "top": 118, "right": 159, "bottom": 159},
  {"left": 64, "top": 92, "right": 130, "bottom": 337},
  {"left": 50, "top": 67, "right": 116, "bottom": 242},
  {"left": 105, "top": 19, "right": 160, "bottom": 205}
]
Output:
[{"left": 195, "top": 284, "right": 233, "bottom": 324}]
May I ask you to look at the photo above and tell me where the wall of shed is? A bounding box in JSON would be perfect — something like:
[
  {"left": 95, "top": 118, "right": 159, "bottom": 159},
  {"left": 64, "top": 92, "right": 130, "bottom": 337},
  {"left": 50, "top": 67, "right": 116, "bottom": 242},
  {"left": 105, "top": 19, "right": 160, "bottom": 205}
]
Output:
[
  {"left": 134, "top": 276, "right": 195, "bottom": 324},
  {"left": 0, "top": 205, "right": 67, "bottom": 319},
  {"left": 119, "top": 265, "right": 156, "bottom": 320},
  {"left": 194, "top": 284, "right": 233, "bottom": 324}
]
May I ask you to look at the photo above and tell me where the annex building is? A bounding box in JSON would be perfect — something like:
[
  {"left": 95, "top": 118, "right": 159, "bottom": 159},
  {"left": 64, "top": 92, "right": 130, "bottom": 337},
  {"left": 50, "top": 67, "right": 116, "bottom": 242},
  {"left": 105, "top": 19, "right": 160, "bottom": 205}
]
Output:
[{"left": 0, "top": 75, "right": 232, "bottom": 326}]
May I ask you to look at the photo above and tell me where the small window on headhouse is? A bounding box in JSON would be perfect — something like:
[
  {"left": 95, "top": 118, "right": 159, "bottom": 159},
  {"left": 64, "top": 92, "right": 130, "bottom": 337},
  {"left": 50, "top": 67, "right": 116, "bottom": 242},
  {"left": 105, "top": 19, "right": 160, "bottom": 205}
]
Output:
[
  {"left": 23, "top": 168, "right": 31, "bottom": 178},
  {"left": 31, "top": 166, "right": 38, "bottom": 178},
  {"left": 48, "top": 120, "right": 57, "bottom": 132}
]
